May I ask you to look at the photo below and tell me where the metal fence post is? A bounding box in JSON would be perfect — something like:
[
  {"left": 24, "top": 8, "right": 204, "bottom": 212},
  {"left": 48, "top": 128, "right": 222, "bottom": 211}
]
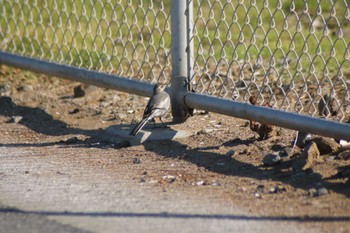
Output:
[{"left": 170, "top": 0, "right": 191, "bottom": 123}]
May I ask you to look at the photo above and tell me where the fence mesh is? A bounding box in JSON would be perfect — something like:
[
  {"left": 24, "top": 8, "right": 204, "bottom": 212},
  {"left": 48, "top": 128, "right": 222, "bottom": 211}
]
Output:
[
  {"left": 190, "top": 0, "right": 350, "bottom": 121},
  {"left": 0, "top": 0, "right": 172, "bottom": 84},
  {"left": 1, "top": 0, "right": 350, "bottom": 121}
]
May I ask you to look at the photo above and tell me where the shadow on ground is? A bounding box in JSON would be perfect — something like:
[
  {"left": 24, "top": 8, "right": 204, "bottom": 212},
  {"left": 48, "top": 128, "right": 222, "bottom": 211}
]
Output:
[
  {"left": 1, "top": 207, "right": 349, "bottom": 222},
  {"left": 0, "top": 96, "right": 129, "bottom": 148},
  {"left": 144, "top": 139, "right": 350, "bottom": 198}
]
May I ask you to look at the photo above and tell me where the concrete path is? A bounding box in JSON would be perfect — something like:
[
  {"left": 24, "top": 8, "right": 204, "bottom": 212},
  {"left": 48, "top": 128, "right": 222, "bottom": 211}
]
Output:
[{"left": 0, "top": 144, "right": 318, "bottom": 233}]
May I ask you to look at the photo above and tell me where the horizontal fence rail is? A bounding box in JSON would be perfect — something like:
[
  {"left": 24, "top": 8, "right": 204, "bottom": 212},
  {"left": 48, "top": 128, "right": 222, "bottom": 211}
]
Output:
[{"left": 1, "top": 0, "right": 350, "bottom": 140}]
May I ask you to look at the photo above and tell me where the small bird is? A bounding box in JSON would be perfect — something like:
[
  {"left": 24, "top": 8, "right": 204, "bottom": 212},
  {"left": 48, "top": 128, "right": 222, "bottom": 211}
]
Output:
[
  {"left": 318, "top": 94, "right": 338, "bottom": 117},
  {"left": 249, "top": 96, "right": 275, "bottom": 140},
  {"left": 130, "top": 84, "right": 171, "bottom": 136}
]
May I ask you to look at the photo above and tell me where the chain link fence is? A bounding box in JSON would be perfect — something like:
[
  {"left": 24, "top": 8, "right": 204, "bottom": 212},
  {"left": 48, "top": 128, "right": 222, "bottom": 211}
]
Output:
[
  {"left": 1, "top": 0, "right": 350, "bottom": 124},
  {"left": 190, "top": 0, "right": 350, "bottom": 122},
  {"left": 0, "top": 0, "right": 172, "bottom": 84}
]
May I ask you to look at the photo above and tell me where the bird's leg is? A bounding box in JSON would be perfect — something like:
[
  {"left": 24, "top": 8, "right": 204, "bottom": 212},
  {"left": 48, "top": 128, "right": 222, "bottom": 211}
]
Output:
[
  {"left": 151, "top": 118, "right": 157, "bottom": 128},
  {"left": 159, "top": 117, "right": 168, "bottom": 128}
]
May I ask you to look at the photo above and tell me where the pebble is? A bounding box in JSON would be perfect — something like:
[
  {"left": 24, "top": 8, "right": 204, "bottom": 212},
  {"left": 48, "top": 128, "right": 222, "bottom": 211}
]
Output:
[
  {"left": 308, "top": 188, "right": 317, "bottom": 196},
  {"left": 254, "top": 186, "right": 265, "bottom": 198},
  {"left": 68, "top": 108, "right": 80, "bottom": 114},
  {"left": 239, "top": 148, "right": 249, "bottom": 155},
  {"left": 132, "top": 157, "right": 141, "bottom": 164},
  {"left": 312, "top": 137, "right": 339, "bottom": 154},
  {"left": 318, "top": 94, "right": 338, "bottom": 116},
  {"left": 279, "top": 147, "right": 294, "bottom": 158},
  {"left": 296, "top": 142, "right": 320, "bottom": 171},
  {"left": 339, "top": 140, "right": 350, "bottom": 148},
  {"left": 308, "top": 187, "right": 329, "bottom": 197},
  {"left": 162, "top": 175, "right": 176, "bottom": 183},
  {"left": 236, "top": 80, "right": 247, "bottom": 88},
  {"left": 211, "top": 181, "right": 220, "bottom": 186},
  {"left": 9, "top": 116, "right": 23, "bottom": 124},
  {"left": 262, "top": 153, "right": 281, "bottom": 166},
  {"left": 0, "top": 83, "right": 11, "bottom": 94},
  {"left": 196, "top": 180, "right": 206, "bottom": 186},
  {"left": 226, "top": 150, "right": 235, "bottom": 157},
  {"left": 59, "top": 136, "right": 79, "bottom": 144},
  {"left": 73, "top": 85, "right": 85, "bottom": 98},
  {"left": 269, "top": 185, "right": 286, "bottom": 194},
  {"left": 17, "top": 85, "right": 33, "bottom": 92},
  {"left": 316, "top": 187, "right": 329, "bottom": 196}
]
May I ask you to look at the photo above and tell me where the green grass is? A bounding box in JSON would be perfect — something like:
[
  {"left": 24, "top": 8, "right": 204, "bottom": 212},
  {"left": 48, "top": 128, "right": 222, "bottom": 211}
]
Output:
[
  {"left": 1, "top": 0, "right": 350, "bottom": 80},
  {"left": 0, "top": 0, "right": 171, "bottom": 78},
  {"left": 192, "top": 0, "right": 350, "bottom": 75}
]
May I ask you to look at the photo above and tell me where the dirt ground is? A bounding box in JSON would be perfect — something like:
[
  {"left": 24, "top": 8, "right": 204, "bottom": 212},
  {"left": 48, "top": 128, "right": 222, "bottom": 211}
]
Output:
[{"left": 0, "top": 66, "right": 350, "bottom": 232}]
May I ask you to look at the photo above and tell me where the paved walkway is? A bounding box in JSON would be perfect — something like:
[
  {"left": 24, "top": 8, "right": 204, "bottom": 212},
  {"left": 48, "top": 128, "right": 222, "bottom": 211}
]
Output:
[{"left": 0, "top": 144, "right": 317, "bottom": 233}]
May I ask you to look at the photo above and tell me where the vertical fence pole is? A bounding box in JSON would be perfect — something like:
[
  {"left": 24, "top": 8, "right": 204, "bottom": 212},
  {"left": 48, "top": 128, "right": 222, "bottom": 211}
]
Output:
[
  {"left": 187, "top": 0, "right": 194, "bottom": 85},
  {"left": 170, "top": 0, "right": 191, "bottom": 123}
]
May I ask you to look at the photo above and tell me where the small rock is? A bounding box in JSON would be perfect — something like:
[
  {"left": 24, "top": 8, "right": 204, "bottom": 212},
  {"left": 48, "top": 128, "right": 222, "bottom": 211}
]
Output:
[
  {"left": 132, "top": 157, "right": 141, "bottom": 164},
  {"left": 337, "top": 150, "right": 350, "bottom": 160},
  {"left": 256, "top": 185, "right": 265, "bottom": 194},
  {"left": 292, "top": 142, "right": 320, "bottom": 172},
  {"left": 225, "top": 150, "right": 235, "bottom": 157},
  {"left": 139, "top": 176, "right": 146, "bottom": 183},
  {"left": 263, "top": 153, "right": 281, "bottom": 166},
  {"left": 315, "top": 187, "right": 328, "bottom": 196},
  {"left": 254, "top": 193, "right": 262, "bottom": 198},
  {"left": 239, "top": 148, "right": 249, "bottom": 155},
  {"left": 303, "top": 142, "right": 320, "bottom": 166},
  {"left": 312, "top": 137, "right": 339, "bottom": 154},
  {"left": 279, "top": 147, "right": 294, "bottom": 158},
  {"left": 318, "top": 94, "right": 338, "bottom": 116},
  {"left": 236, "top": 80, "right": 247, "bottom": 88},
  {"left": 196, "top": 180, "right": 206, "bottom": 186},
  {"left": 17, "top": 85, "right": 33, "bottom": 92},
  {"left": 9, "top": 116, "right": 23, "bottom": 124},
  {"left": 113, "top": 140, "right": 131, "bottom": 149},
  {"left": 339, "top": 140, "right": 350, "bottom": 148},
  {"left": 68, "top": 108, "right": 80, "bottom": 114},
  {"left": 0, "top": 83, "right": 11, "bottom": 94},
  {"left": 59, "top": 136, "right": 79, "bottom": 144},
  {"left": 101, "top": 114, "right": 116, "bottom": 122},
  {"left": 254, "top": 185, "right": 265, "bottom": 198},
  {"left": 162, "top": 175, "right": 176, "bottom": 183},
  {"left": 269, "top": 185, "right": 286, "bottom": 194},
  {"left": 211, "top": 181, "right": 220, "bottom": 186},
  {"left": 73, "top": 85, "right": 85, "bottom": 98},
  {"left": 308, "top": 188, "right": 317, "bottom": 196}
]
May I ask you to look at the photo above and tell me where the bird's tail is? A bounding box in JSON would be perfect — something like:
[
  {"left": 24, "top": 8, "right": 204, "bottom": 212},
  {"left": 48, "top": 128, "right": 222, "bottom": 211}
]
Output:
[{"left": 130, "top": 117, "right": 150, "bottom": 136}]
